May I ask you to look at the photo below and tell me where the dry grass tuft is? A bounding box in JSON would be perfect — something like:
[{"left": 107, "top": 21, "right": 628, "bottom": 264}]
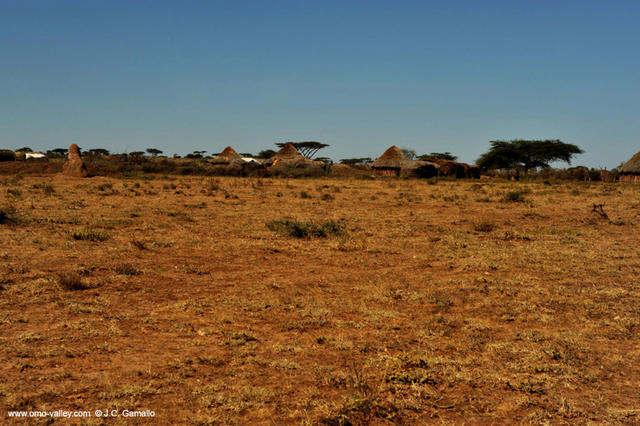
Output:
[{"left": 57, "top": 272, "right": 91, "bottom": 291}]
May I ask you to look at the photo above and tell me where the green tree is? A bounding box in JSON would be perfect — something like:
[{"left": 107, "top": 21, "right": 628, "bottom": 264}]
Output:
[
  {"left": 48, "top": 148, "right": 68, "bottom": 158},
  {"left": 88, "top": 148, "right": 110, "bottom": 156},
  {"left": 256, "top": 149, "right": 276, "bottom": 159},
  {"left": 185, "top": 150, "right": 206, "bottom": 159},
  {"left": 146, "top": 148, "right": 163, "bottom": 157},
  {"left": 340, "top": 157, "right": 372, "bottom": 166},
  {"left": 419, "top": 152, "right": 458, "bottom": 161},
  {"left": 477, "top": 140, "right": 584, "bottom": 178},
  {"left": 16, "top": 147, "right": 32, "bottom": 152}
]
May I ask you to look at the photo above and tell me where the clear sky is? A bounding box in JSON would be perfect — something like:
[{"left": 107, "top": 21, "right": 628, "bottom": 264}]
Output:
[{"left": 1, "top": 0, "right": 639, "bottom": 168}]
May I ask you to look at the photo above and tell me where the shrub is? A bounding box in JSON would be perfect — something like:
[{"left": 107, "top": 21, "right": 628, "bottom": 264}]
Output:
[
  {"left": 67, "top": 228, "right": 110, "bottom": 242},
  {"left": 0, "top": 206, "right": 17, "bottom": 224},
  {"left": 32, "top": 183, "right": 55, "bottom": 195},
  {"left": 501, "top": 190, "right": 526, "bottom": 202},
  {"left": 115, "top": 264, "right": 140, "bottom": 275},
  {"left": 266, "top": 219, "right": 346, "bottom": 239},
  {"left": 58, "top": 272, "right": 90, "bottom": 291},
  {"left": 473, "top": 220, "right": 496, "bottom": 232}
]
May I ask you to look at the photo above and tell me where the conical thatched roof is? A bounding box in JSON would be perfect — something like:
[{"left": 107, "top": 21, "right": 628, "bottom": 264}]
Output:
[
  {"left": 211, "top": 146, "right": 242, "bottom": 164},
  {"left": 371, "top": 146, "right": 410, "bottom": 169},
  {"left": 271, "top": 143, "right": 304, "bottom": 161},
  {"left": 620, "top": 152, "right": 640, "bottom": 174}
]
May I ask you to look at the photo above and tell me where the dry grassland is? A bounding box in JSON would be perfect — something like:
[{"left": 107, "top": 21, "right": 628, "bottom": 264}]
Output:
[{"left": 1, "top": 174, "right": 639, "bottom": 424}]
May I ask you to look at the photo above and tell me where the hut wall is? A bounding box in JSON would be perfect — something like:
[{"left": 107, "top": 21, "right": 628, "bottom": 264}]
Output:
[
  {"left": 619, "top": 174, "right": 640, "bottom": 184},
  {"left": 372, "top": 168, "right": 399, "bottom": 177}
]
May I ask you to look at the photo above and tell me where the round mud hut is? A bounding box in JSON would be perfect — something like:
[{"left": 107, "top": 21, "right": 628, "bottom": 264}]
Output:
[
  {"left": 619, "top": 152, "right": 640, "bottom": 183},
  {"left": 371, "top": 146, "right": 410, "bottom": 176},
  {"left": 269, "top": 143, "right": 305, "bottom": 163},
  {"left": 371, "top": 146, "right": 438, "bottom": 178},
  {"left": 210, "top": 146, "right": 242, "bottom": 166},
  {"left": 268, "top": 143, "right": 325, "bottom": 176}
]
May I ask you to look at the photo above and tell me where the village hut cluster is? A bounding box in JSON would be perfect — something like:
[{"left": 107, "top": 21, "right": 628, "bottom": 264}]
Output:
[
  {"left": 209, "top": 143, "right": 326, "bottom": 176},
  {"left": 6, "top": 142, "right": 640, "bottom": 183},
  {"left": 370, "top": 145, "right": 479, "bottom": 178}
]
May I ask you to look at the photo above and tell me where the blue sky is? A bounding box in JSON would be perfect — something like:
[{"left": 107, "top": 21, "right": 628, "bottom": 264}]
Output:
[{"left": 1, "top": 0, "right": 639, "bottom": 168}]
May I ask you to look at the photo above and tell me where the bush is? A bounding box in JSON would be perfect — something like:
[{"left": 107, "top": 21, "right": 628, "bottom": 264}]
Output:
[
  {"left": 115, "top": 264, "right": 140, "bottom": 275},
  {"left": 0, "top": 206, "right": 18, "bottom": 224},
  {"left": 473, "top": 220, "right": 496, "bottom": 232},
  {"left": 58, "top": 272, "right": 90, "bottom": 290},
  {"left": 67, "top": 228, "right": 110, "bottom": 242},
  {"left": 266, "top": 219, "right": 346, "bottom": 239},
  {"left": 501, "top": 191, "right": 526, "bottom": 202}
]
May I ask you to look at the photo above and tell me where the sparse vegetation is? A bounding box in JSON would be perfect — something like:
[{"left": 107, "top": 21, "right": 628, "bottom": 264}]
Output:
[
  {"left": 67, "top": 228, "right": 110, "bottom": 241},
  {"left": 502, "top": 190, "right": 527, "bottom": 202},
  {"left": 57, "top": 272, "right": 90, "bottom": 290},
  {"left": 266, "top": 219, "right": 345, "bottom": 238},
  {"left": 0, "top": 175, "right": 638, "bottom": 424}
]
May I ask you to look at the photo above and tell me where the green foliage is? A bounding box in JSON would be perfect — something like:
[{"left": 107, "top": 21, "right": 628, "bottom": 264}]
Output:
[
  {"left": 88, "top": 148, "right": 109, "bottom": 156},
  {"left": 339, "top": 157, "right": 372, "bottom": 166},
  {"left": 266, "top": 219, "right": 345, "bottom": 239},
  {"left": 477, "top": 140, "right": 584, "bottom": 173},
  {"left": 256, "top": 149, "right": 276, "bottom": 159},
  {"left": 419, "top": 152, "right": 458, "bottom": 161}
]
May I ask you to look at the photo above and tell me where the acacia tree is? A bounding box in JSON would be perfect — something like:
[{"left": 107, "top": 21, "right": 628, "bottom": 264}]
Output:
[
  {"left": 256, "top": 149, "right": 276, "bottom": 159},
  {"left": 419, "top": 152, "right": 458, "bottom": 161},
  {"left": 48, "top": 148, "right": 68, "bottom": 157},
  {"left": 477, "top": 140, "right": 584, "bottom": 178},
  {"left": 340, "top": 157, "right": 372, "bottom": 166},
  {"left": 275, "top": 141, "right": 329, "bottom": 159},
  {"left": 146, "top": 148, "right": 163, "bottom": 157},
  {"left": 401, "top": 148, "right": 417, "bottom": 160},
  {"left": 88, "top": 148, "right": 109, "bottom": 156}
]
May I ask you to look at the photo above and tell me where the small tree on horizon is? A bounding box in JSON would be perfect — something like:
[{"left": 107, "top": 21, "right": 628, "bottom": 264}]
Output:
[
  {"left": 256, "top": 149, "right": 276, "bottom": 159},
  {"left": 419, "top": 152, "right": 458, "bottom": 161},
  {"left": 401, "top": 148, "right": 417, "bottom": 160},
  {"left": 146, "top": 148, "right": 163, "bottom": 157},
  {"left": 340, "top": 157, "right": 372, "bottom": 166},
  {"left": 477, "top": 139, "right": 584, "bottom": 179},
  {"left": 88, "top": 148, "right": 110, "bottom": 156}
]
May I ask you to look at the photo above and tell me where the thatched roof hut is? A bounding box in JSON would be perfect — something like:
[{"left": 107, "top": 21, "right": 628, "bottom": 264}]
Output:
[
  {"left": 211, "top": 146, "right": 242, "bottom": 165},
  {"left": 428, "top": 159, "right": 479, "bottom": 179},
  {"left": 270, "top": 143, "right": 304, "bottom": 161},
  {"left": 371, "top": 146, "right": 412, "bottom": 176},
  {"left": 400, "top": 160, "right": 439, "bottom": 178},
  {"left": 371, "top": 146, "right": 439, "bottom": 178},
  {"left": 619, "top": 152, "right": 640, "bottom": 183},
  {"left": 266, "top": 143, "right": 325, "bottom": 175}
]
